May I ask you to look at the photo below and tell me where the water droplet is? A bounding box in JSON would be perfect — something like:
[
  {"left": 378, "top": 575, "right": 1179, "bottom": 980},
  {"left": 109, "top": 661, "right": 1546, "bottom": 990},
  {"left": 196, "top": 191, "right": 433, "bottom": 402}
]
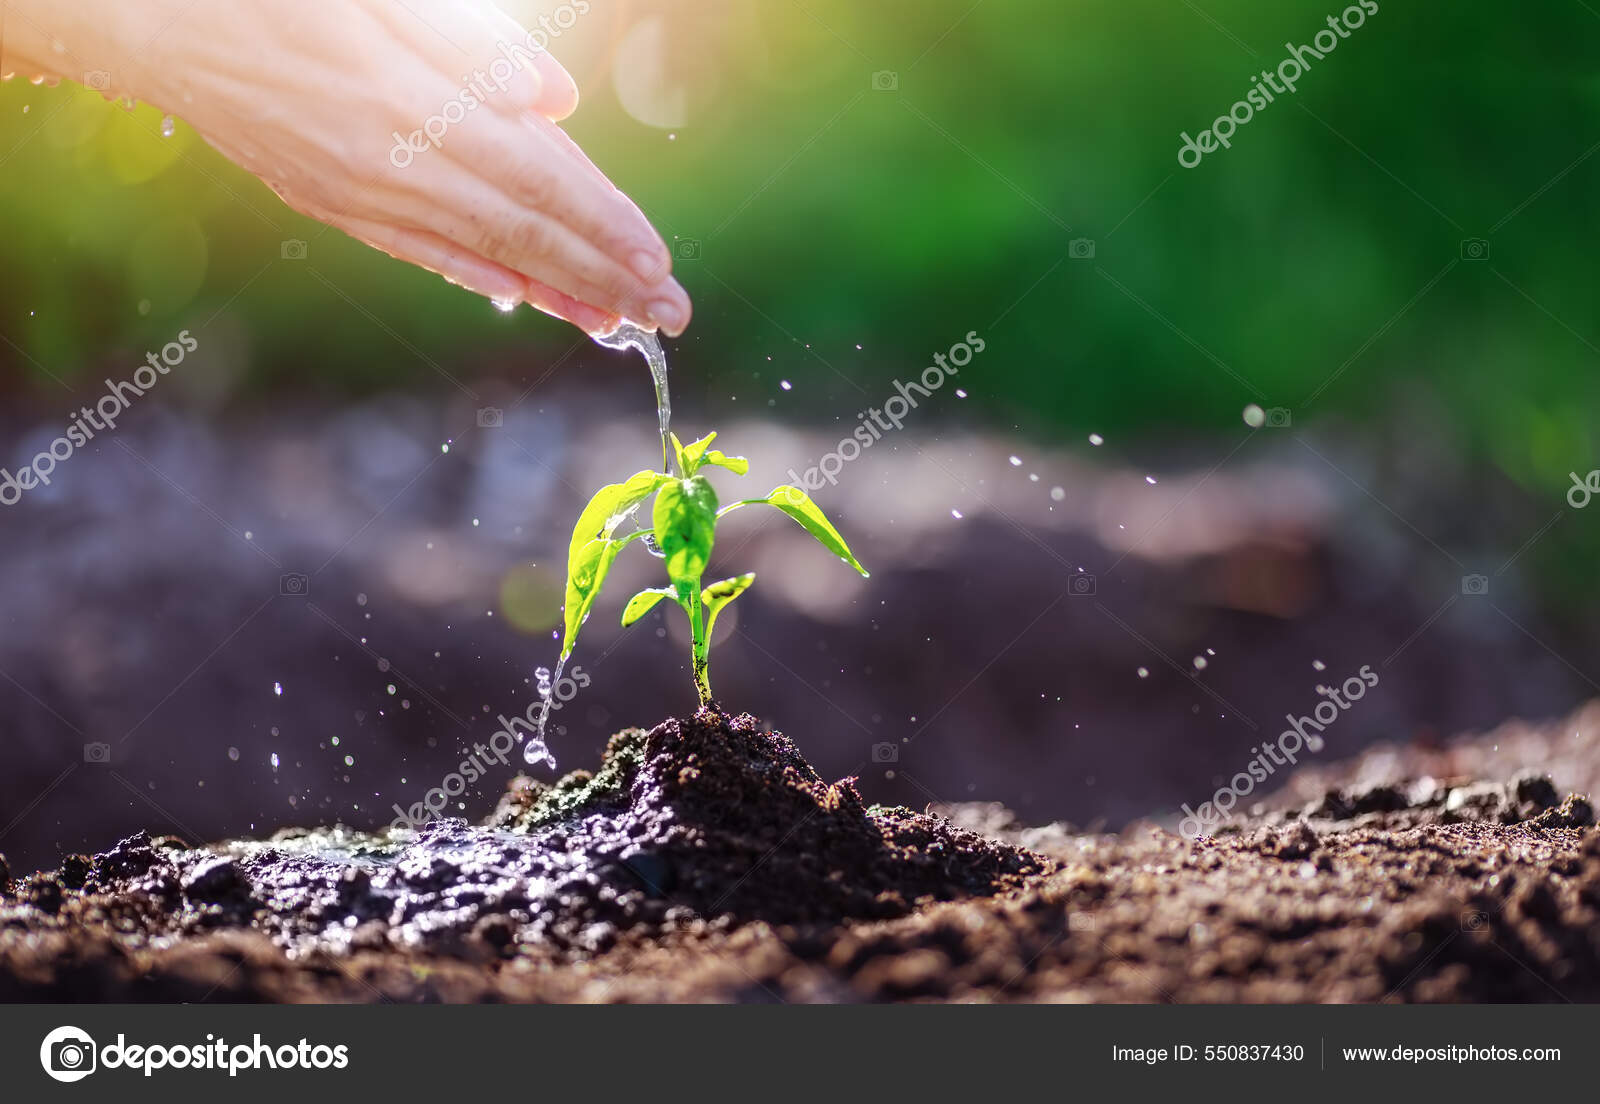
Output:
[
  {"left": 273, "top": 681, "right": 283, "bottom": 696},
  {"left": 1050, "top": 486, "right": 1065, "bottom": 502},
  {"left": 160, "top": 114, "right": 175, "bottom": 137},
  {"left": 1243, "top": 404, "right": 1265, "bottom": 428},
  {"left": 1312, "top": 659, "right": 1326, "bottom": 671},
  {"left": 1008, "top": 455, "right": 1022, "bottom": 467},
  {"left": 954, "top": 389, "right": 968, "bottom": 398},
  {"left": 344, "top": 755, "right": 354, "bottom": 767},
  {"left": 227, "top": 747, "right": 240, "bottom": 761},
  {"left": 1088, "top": 433, "right": 1104, "bottom": 446},
  {"left": 270, "top": 753, "right": 280, "bottom": 771},
  {"left": 1193, "top": 655, "right": 1208, "bottom": 670},
  {"left": 1145, "top": 475, "right": 1157, "bottom": 485},
  {"left": 780, "top": 380, "right": 792, "bottom": 391},
  {"left": 1137, "top": 667, "right": 1150, "bottom": 678},
  {"left": 491, "top": 297, "right": 517, "bottom": 313},
  {"left": 950, "top": 508, "right": 964, "bottom": 519}
]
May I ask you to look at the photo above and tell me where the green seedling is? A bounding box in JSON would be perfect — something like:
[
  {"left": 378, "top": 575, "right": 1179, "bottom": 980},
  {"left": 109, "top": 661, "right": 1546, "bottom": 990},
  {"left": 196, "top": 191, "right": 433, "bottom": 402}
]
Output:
[{"left": 559, "top": 432, "right": 868, "bottom": 705}]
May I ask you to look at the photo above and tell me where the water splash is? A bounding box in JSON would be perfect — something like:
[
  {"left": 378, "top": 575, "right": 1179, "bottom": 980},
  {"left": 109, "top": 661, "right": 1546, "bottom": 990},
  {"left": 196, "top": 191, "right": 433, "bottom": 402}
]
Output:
[
  {"left": 592, "top": 321, "right": 677, "bottom": 476},
  {"left": 519, "top": 663, "right": 561, "bottom": 767}
]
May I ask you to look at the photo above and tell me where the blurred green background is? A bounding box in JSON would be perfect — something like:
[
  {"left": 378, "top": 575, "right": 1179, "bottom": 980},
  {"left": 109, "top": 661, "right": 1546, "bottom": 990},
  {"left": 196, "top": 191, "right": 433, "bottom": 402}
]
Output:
[{"left": 1, "top": 0, "right": 1597, "bottom": 488}]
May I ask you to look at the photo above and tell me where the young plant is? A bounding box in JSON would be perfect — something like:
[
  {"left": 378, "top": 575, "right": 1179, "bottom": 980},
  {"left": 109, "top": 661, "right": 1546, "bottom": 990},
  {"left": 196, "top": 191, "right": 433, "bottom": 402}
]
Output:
[{"left": 559, "top": 432, "right": 868, "bottom": 706}]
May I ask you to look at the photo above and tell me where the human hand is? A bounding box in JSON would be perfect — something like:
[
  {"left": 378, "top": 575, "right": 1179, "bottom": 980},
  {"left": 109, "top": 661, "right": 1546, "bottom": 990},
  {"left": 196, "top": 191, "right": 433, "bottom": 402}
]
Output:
[{"left": 4, "top": 0, "right": 690, "bottom": 335}]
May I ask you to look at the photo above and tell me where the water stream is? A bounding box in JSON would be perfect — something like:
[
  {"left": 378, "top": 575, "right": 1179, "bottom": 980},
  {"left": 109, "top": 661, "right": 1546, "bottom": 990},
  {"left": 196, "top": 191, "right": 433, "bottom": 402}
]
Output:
[
  {"left": 522, "top": 321, "right": 675, "bottom": 766},
  {"left": 592, "top": 320, "right": 678, "bottom": 477}
]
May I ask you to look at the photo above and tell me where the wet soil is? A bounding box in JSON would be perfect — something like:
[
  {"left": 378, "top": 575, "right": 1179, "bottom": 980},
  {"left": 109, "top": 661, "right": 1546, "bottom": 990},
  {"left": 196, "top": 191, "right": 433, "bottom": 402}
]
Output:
[{"left": 3, "top": 705, "right": 1599, "bottom": 1003}]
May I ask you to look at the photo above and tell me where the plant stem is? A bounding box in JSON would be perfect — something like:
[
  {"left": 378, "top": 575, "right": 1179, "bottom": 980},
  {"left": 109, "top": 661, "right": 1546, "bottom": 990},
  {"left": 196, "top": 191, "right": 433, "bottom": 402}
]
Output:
[{"left": 688, "top": 585, "right": 712, "bottom": 705}]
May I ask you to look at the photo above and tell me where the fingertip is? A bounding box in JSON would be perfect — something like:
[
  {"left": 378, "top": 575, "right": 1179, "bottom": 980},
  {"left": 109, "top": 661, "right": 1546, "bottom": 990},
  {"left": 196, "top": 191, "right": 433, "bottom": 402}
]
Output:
[
  {"left": 646, "top": 294, "right": 690, "bottom": 338},
  {"left": 532, "top": 52, "right": 579, "bottom": 119}
]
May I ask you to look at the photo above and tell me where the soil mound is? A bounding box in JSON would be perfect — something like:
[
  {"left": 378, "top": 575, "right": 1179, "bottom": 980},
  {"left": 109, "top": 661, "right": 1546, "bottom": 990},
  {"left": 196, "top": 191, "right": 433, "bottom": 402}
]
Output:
[
  {"left": 0, "top": 709, "right": 1044, "bottom": 985},
  {"left": 8, "top": 708, "right": 1598, "bottom": 1003}
]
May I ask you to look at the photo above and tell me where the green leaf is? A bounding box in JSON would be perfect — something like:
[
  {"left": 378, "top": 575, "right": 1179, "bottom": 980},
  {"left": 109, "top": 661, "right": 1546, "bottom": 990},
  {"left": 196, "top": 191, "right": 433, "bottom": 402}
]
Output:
[
  {"left": 652, "top": 475, "right": 719, "bottom": 588},
  {"left": 700, "top": 449, "right": 749, "bottom": 475},
  {"left": 568, "top": 469, "right": 668, "bottom": 566},
  {"left": 719, "top": 485, "right": 869, "bottom": 577},
  {"left": 678, "top": 432, "right": 716, "bottom": 475},
  {"left": 561, "top": 471, "right": 669, "bottom": 658},
  {"left": 701, "top": 572, "right": 755, "bottom": 640},
  {"left": 621, "top": 587, "right": 676, "bottom": 628}
]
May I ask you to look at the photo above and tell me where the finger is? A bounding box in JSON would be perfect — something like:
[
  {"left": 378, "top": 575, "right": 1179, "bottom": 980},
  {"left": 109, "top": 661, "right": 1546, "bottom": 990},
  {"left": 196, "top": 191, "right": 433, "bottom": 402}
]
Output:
[
  {"left": 450, "top": 114, "right": 676, "bottom": 298},
  {"left": 528, "top": 116, "right": 680, "bottom": 288},
  {"left": 472, "top": 191, "right": 685, "bottom": 328},
  {"left": 366, "top": 149, "right": 675, "bottom": 322},
  {"left": 529, "top": 49, "right": 580, "bottom": 120},
  {"left": 383, "top": 0, "right": 544, "bottom": 115},
  {"left": 335, "top": 214, "right": 615, "bottom": 332},
  {"left": 331, "top": 214, "right": 527, "bottom": 302},
  {"left": 523, "top": 278, "right": 620, "bottom": 334},
  {"left": 481, "top": 7, "right": 579, "bottom": 119},
  {"left": 526, "top": 112, "right": 617, "bottom": 191}
]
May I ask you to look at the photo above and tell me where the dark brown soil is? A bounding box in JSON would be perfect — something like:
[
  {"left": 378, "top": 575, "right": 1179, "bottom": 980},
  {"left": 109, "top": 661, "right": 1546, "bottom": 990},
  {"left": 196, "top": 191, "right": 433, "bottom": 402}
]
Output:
[{"left": 3, "top": 705, "right": 1599, "bottom": 1003}]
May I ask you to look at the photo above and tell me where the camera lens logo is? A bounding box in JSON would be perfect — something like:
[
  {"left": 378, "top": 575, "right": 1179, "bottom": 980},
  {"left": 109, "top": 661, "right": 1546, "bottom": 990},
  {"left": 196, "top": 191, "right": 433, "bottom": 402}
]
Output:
[
  {"left": 1459, "top": 237, "right": 1490, "bottom": 261},
  {"left": 1068, "top": 237, "right": 1096, "bottom": 259},
  {"left": 40, "top": 1026, "right": 97, "bottom": 1083},
  {"left": 871, "top": 741, "right": 898, "bottom": 763},
  {"left": 1069, "top": 573, "right": 1097, "bottom": 597}
]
